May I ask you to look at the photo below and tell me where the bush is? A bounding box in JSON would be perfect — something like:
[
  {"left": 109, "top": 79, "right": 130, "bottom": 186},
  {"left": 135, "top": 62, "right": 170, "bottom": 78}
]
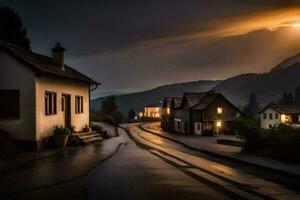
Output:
[
  {"left": 235, "top": 119, "right": 300, "bottom": 162},
  {"left": 53, "top": 127, "right": 71, "bottom": 136},
  {"left": 91, "top": 125, "right": 103, "bottom": 132},
  {"left": 202, "top": 129, "right": 214, "bottom": 136}
]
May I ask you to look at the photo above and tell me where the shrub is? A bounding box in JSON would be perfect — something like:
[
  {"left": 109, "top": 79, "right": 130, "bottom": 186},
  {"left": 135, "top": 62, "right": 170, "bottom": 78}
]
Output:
[
  {"left": 202, "top": 129, "right": 214, "bottom": 136},
  {"left": 53, "top": 126, "right": 71, "bottom": 136},
  {"left": 91, "top": 125, "right": 103, "bottom": 132}
]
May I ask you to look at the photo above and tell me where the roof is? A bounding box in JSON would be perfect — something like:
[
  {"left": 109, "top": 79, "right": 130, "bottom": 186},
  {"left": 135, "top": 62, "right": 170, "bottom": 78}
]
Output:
[
  {"left": 260, "top": 104, "right": 300, "bottom": 115},
  {"left": 182, "top": 92, "right": 207, "bottom": 108},
  {"left": 0, "top": 40, "right": 99, "bottom": 85},
  {"left": 172, "top": 97, "right": 183, "bottom": 109},
  {"left": 192, "top": 93, "right": 219, "bottom": 110}
]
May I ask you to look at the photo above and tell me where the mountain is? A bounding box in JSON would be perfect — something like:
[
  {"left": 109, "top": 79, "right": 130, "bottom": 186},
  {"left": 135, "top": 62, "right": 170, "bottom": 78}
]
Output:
[
  {"left": 91, "top": 80, "right": 220, "bottom": 115},
  {"left": 91, "top": 60, "right": 300, "bottom": 117},
  {"left": 271, "top": 52, "right": 300, "bottom": 72},
  {"left": 214, "top": 63, "right": 300, "bottom": 107}
]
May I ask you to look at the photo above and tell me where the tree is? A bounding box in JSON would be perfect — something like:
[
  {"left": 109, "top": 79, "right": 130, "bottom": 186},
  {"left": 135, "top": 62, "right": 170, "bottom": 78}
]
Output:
[
  {"left": 295, "top": 85, "right": 300, "bottom": 105},
  {"left": 243, "top": 92, "right": 260, "bottom": 116},
  {"left": 100, "top": 96, "right": 118, "bottom": 116},
  {"left": 128, "top": 109, "right": 136, "bottom": 120},
  {"left": 279, "top": 91, "right": 294, "bottom": 105},
  {"left": 0, "top": 7, "right": 30, "bottom": 49}
]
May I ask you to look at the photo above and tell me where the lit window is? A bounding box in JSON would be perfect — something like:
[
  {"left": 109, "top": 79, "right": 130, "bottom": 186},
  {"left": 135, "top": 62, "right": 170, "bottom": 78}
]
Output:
[
  {"left": 45, "top": 91, "right": 57, "bottom": 115},
  {"left": 216, "top": 121, "right": 222, "bottom": 127},
  {"left": 167, "top": 108, "right": 170, "bottom": 115},
  {"left": 75, "top": 96, "right": 83, "bottom": 114},
  {"left": 217, "top": 107, "right": 223, "bottom": 114}
]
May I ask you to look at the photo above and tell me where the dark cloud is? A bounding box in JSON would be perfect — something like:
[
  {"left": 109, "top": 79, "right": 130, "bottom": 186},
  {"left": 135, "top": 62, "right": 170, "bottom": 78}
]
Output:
[{"left": 1, "top": 0, "right": 300, "bottom": 95}]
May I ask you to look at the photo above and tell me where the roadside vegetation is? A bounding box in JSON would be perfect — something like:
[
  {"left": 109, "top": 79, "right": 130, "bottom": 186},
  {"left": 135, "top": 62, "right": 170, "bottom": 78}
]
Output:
[
  {"left": 233, "top": 116, "right": 300, "bottom": 163},
  {"left": 90, "top": 96, "right": 124, "bottom": 126}
]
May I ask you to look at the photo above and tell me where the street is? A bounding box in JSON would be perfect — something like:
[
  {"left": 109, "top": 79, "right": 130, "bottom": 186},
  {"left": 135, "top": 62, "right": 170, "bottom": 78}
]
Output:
[{"left": 1, "top": 124, "right": 300, "bottom": 200}]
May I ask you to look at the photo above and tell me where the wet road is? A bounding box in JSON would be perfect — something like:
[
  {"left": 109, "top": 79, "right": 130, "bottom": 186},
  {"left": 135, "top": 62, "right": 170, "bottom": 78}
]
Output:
[
  {"left": 87, "top": 127, "right": 230, "bottom": 200},
  {"left": 125, "top": 125, "right": 300, "bottom": 200},
  {"left": 0, "top": 134, "right": 126, "bottom": 200},
  {"left": 1, "top": 124, "right": 299, "bottom": 200}
]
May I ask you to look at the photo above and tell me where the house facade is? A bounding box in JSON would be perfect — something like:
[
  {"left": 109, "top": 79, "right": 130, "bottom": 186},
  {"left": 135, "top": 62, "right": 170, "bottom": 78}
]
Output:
[
  {"left": 161, "top": 97, "right": 172, "bottom": 130},
  {"left": 259, "top": 104, "right": 300, "bottom": 129},
  {"left": 143, "top": 103, "right": 162, "bottom": 119},
  {"left": 161, "top": 91, "right": 242, "bottom": 135},
  {"left": 171, "top": 97, "right": 183, "bottom": 133},
  {"left": 0, "top": 41, "right": 99, "bottom": 149}
]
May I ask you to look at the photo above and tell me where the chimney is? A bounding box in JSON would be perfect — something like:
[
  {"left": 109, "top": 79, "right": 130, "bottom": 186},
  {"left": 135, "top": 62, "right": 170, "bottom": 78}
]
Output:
[{"left": 52, "top": 43, "right": 66, "bottom": 71}]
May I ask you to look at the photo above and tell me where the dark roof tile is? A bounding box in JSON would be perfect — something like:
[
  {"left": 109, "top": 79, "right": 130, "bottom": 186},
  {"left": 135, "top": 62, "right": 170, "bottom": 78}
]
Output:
[{"left": 0, "top": 41, "right": 99, "bottom": 84}]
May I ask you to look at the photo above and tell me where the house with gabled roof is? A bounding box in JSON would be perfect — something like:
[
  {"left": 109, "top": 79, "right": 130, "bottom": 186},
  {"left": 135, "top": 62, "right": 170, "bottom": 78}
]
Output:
[
  {"left": 162, "top": 90, "right": 242, "bottom": 135},
  {"left": 170, "top": 97, "right": 183, "bottom": 133},
  {"left": 0, "top": 41, "right": 100, "bottom": 150},
  {"left": 161, "top": 97, "right": 173, "bottom": 130},
  {"left": 259, "top": 104, "right": 300, "bottom": 129}
]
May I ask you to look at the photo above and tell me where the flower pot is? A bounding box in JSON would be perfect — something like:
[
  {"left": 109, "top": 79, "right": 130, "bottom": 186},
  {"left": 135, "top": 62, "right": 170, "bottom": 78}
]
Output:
[
  {"left": 83, "top": 127, "right": 91, "bottom": 132},
  {"left": 53, "top": 135, "right": 69, "bottom": 148}
]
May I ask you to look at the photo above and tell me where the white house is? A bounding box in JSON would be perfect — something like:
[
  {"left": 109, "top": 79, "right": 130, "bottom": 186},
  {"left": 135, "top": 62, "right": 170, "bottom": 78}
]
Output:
[
  {"left": 0, "top": 41, "right": 100, "bottom": 150},
  {"left": 259, "top": 104, "right": 300, "bottom": 129}
]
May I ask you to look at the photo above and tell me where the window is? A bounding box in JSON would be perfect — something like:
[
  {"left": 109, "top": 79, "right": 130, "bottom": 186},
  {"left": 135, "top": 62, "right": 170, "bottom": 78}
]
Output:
[
  {"left": 269, "top": 113, "right": 273, "bottom": 120},
  {"left": 263, "top": 113, "right": 267, "bottom": 119},
  {"left": 269, "top": 124, "right": 273, "bottom": 128},
  {"left": 0, "top": 90, "right": 20, "bottom": 118},
  {"left": 45, "top": 92, "right": 57, "bottom": 115},
  {"left": 217, "top": 107, "right": 223, "bottom": 114},
  {"left": 197, "top": 123, "right": 201, "bottom": 130},
  {"left": 61, "top": 96, "right": 65, "bottom": 111},
  {"left": 75, "top": 96, "right": 83, "bottom": 114},
  {"left": 177, "top": 121, "right": 181, "bottom": 129},
  {"left": 275, "top": 113, "right": 279, "bottom": 119}
]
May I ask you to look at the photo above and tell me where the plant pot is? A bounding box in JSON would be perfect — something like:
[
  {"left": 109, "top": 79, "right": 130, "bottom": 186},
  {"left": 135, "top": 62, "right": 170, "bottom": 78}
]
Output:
[
  {"left": 53, "top": 135, "right": 69, "bottom": 148},
  {"left": 83, "top": 127, "right": 91, "bottom": 132}
]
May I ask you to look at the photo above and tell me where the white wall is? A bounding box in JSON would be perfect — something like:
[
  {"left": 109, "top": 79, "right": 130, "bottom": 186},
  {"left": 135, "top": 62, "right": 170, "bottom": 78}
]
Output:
[
  {"left": 35, "top": 75, "right": 90, "bottom": 141},
  {"left": 194, "top": 122, "right": 202, "bottom": 135},
  {"left": 260, "top": 108, "right": 281, "bottom": 129},
  {"left": 0, "top": 52, "right": 36, "bottom": 141}
]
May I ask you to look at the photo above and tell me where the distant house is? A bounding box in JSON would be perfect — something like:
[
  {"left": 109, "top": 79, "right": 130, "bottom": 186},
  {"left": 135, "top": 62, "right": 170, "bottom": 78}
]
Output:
[
  {"left": 161, "top": 97, "right": 173, "bottom": 130},
  {"left": 0, "top": 41, "right": 99, "bottom": 150},
  {"left": 171, "top": 97, "right": 183, "bottom": 133},
  {"left": 162, "top": 91, "right": 242, "bottom": 135},
  {"left": 259, "top": 104, "right": 300, "bottom": 129},
  {"left": 142, "top": 103, "right": 162, "bottom": 119}
]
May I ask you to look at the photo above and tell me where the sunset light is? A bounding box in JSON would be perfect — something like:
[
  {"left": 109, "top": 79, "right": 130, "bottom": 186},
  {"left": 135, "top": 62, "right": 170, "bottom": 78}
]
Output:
[{"left": 1, "top": 1, "right": 300, "bottom": 199}]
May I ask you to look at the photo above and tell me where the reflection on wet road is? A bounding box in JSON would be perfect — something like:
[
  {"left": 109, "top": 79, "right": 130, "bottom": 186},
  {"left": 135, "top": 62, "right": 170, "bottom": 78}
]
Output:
[{"left": 128, "top": 125, "right": 300, "bottom": 200}]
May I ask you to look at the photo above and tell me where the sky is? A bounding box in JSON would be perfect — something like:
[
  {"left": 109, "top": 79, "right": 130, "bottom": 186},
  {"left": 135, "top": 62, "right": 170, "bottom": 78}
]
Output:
[{"left": 2, "top": 0, "right": 300, "bottom": 97}]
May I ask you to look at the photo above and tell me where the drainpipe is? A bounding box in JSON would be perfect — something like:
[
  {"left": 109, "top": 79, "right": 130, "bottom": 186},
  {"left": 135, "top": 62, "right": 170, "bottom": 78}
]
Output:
[{"left": 89, "top": 83, "right": 101, "bottom": 125}]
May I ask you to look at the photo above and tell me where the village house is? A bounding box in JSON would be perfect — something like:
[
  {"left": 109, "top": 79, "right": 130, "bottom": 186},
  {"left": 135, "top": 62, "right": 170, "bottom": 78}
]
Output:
[
  {"left": 162, "top": 91, "right": 242, "bottom": 135},
  {"left": 170, "top": 97, "right": 183, "bottom": 133},
  {"left": 142, "top": 103, "right": 162, "bottom": 119},
  {"left": 0, "top": 41, "right": 99, "bottom": 150},
  {"left": 161, "top": 97, "right": 172, "bottom": 130},
  {"left": 259, "top": 104, "right": 300, "bottom": 129}
]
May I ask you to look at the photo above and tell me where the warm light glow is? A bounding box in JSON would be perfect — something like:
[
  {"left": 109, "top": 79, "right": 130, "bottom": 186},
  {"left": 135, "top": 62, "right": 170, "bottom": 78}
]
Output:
[
  {"left": 292, "top": 23, "right": 300, "bottom": 28},
  {"left": 216, "top": 121, "right": 222, "bottom": 127},
  {"left": 217, "top": 107, "right": 223, "bottom": 114},
  {"left": 167, "top": 108, "right": 170, "bottom": 115},
  {"left": 281, "top": 114, "right": 290, "bottom": 123}
]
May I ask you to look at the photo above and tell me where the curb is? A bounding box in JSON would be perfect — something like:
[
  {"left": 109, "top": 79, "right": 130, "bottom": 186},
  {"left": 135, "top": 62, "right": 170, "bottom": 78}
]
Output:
[{"left": 139, "top": 125, "right": 300, "bottom": 178}]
